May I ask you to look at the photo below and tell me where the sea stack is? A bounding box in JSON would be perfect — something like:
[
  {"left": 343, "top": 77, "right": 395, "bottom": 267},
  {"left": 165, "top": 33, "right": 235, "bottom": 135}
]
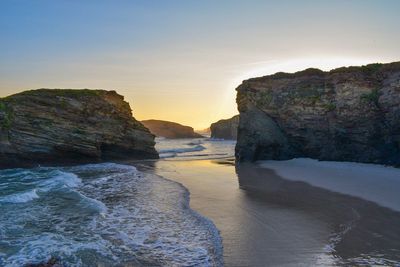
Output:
[
  {"left": 141, "top": 120, "right": 203, "bottom": 139},
  {"left": 235, "top": 62, "right": 400, "bottom": 165},
  {"left": 210, "top": 115, "right": 239, "bottom": 140},
  {"left": 0, "top": 89, "right": 158, "bottom": 168}
]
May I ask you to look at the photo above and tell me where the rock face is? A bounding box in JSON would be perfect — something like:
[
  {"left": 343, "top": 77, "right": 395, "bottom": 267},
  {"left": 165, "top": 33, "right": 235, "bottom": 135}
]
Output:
[
  {"left": 236, "top": 62, "right": 400, "bottom": 166},
  {"left": 0, "top": 89, "right": 158, "bottom": 168},
  {"left": 141, "top": 120, "right": 203, "bottom": 139},
  {"left": 210, "top": 115, "right": 239, "bottom": 140}
]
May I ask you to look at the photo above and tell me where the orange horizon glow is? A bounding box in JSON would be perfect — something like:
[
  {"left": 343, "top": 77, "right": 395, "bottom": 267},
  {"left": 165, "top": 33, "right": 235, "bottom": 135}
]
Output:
[
  {"left": 1, "top": 57, "right": 398, "bottom": 130},
  {"left": 131, "top": 57, "right": 396, "bottom": 130},
  {"left": 1, "top": 1, "right": 399, "bottom": 130}
]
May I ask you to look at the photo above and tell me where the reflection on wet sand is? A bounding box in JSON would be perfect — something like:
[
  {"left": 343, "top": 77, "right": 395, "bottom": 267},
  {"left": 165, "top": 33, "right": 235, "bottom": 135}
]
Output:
[
  {"left": 237, "top": 163, "right": 400, "bottom": 266},
  {"left": 138, "top": 159, "right": 400, "bottom": 266}
]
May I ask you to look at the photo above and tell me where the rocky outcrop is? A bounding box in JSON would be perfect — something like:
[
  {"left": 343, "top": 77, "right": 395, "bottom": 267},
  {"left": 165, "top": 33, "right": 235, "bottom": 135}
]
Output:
[
  {"left": 236, "top": 62, "right": 400, "bottom": 166},
  {"left": 0, "top": 89, "right": 158, "bottom": 168},
  {"left": 141, "top": 120, "right": 203, "bottom": 139},
  {"left": 196, "top": 127, "right": 211, "bottom": 137},
  {"left": 210, "top": 115, "right": 239, "bottom": 140}
]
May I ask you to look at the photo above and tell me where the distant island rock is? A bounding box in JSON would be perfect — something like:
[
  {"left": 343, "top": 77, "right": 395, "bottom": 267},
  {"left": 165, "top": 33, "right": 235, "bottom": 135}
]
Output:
[
  {"left": 141, "top": 120, "right": 203, "bottom": 139},
  {"left": 196, "top": 128, "right": 211, "bottom": 137},
  {"left": 0, "top": 89, "right": 158, "bottom": 168},
  {"left": 210, "top": 115, "right": 239, "bottom": 140},
  {"left": 235, "top": 62, "right": 400, "bottom": 166}
]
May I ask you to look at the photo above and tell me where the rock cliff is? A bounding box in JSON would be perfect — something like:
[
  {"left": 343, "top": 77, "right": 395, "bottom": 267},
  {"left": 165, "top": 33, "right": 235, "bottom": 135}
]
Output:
[
  {"left": 235, "top": 62, "right": 400, "bottom": 166},
  {"left": 210, "top": 115, "right": 239, "bottom": 140},
  {"left": 141, "top": 120, "right": 203, "bottom": 139},
  {"left": 0, "top": 89, "right": 158, "bottom": 168}
]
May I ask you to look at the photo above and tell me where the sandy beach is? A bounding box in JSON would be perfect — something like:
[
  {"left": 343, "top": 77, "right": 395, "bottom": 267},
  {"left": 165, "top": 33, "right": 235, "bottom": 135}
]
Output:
[{"left": 138, "top": 158, "right": 400, "bottom": 266}]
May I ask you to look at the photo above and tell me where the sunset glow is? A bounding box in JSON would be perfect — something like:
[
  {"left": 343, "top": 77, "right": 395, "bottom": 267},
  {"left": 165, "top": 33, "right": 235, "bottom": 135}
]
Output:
[
  {"left": 1, "top": 1, "right": 400, "bottom": 266},
  {"left": 1, "top": 1, "right": 399, "bottom": 129}
]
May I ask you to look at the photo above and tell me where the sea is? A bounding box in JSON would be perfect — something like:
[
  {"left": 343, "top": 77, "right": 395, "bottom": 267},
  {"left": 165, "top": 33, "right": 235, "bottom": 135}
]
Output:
[
  {"left": 0, "top": 138, "right": 232, "bottom": 267},
  {"left": 1, "top": 137, "right": 400, "bottom": 266}
]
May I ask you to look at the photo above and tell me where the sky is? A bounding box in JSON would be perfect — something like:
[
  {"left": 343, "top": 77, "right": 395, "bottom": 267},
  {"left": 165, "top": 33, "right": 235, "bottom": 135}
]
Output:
[{"left": 1, "top": 0, "right": 400, "bottom": 129}]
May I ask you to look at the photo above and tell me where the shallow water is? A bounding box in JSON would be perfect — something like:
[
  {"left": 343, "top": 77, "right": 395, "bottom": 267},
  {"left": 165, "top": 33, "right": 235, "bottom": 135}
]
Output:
[
  {"left": 0, "top": 163, "right": 222, "bottom": 266},
  {"left": 138, "top": 138, "right": 400, "bottom": 266},
  {"left": 142, "top": 159, "right": 336, "bottom": 266},
  {"left": 237, "top": 163, "right": 400, "bottom": 266},
  {"left": 155, "top": 137, "right": 235, "bottom": 160},
  {"left": 2, "top": 138, "right": 400, "bottom": 266}
]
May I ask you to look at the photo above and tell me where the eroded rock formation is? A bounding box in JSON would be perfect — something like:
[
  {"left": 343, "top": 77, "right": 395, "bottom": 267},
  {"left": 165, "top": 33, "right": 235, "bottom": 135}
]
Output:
[
  {"left": 210, "top": 115, "right": 239, "bottom": 140},
  {"left": 141, "top": 120, "right": 203, "bottom": 139},
  {"left": 0, "top": 89, "right": 158, "bottom": 168},
  {"left": 235, "top": 62, "right": 400, "bottom": 165}
]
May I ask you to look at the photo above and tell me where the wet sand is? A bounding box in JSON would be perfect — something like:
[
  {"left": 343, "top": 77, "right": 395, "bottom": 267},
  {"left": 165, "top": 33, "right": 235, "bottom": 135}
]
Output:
[{"left": 138, "top": 159, "right": 400, "bottom": 266}]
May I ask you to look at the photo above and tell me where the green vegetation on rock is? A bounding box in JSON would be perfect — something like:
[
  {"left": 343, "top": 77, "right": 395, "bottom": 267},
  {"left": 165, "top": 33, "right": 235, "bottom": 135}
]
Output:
[
  {"left": 0, "top": 88, "right": 159, "bottom": 167},
  {"left": 323, "top": 103, "right": 336, "bottom": 111},
  {"left": 308, "top": 95, "right": 322, "bottom": 105},
  {"left": 292, "top": 84, "right": 325, "bottom": 105},
  {"left": 0, "top": 99, "right": 13, "bottom": 129},
  {"left": 361, "top": 63, "right": 382, "bottom": 75},
  {"left": 235, "top": 61, "right": 400, "bottom": 166},
  {"left": 256, "top": 91, "right": 272, "bottom": 106},
  {"left": 331, "top": 63, "right": 383, "bottom": 75},
  {"left": 361, "top": 88, "right": 380, "bottom": 106},
  {"left": 19, "top": 89, "right": 103, "bottom": 98},
  {"left": 0, "top": 101, "right": 6, "bottom": 111}
]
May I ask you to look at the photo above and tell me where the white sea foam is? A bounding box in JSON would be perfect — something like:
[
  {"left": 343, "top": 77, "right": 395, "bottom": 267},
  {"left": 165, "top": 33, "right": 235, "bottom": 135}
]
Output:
[
  {"left": 39, "top": 170, "right": 82, "bottom": 190},
  {"left": 156, "top": 138, "right": 236, "bottom": 161},
  {"left": 159, "top": 152, "right": 178, "bottom": 158},
  {"left": 3, "top": 232, "right": 117, "bottom": 267},
  {"left": 159, "top": 144, "right": 206, "bottom": 154},
  {"left": 68, "top": 162, "right": 138, "bottom": 172},
  {"left": 258, "top": 158, "right": 400, "bottom": 211},
  {"left": 0, "top": 162, "right": 222, "bottom": 266},
  {"left": 0, "top": 189, "right": 39, "bottom": 203},
  {"left": 71, "top": 190, "right": 108, "bottom": 214}
]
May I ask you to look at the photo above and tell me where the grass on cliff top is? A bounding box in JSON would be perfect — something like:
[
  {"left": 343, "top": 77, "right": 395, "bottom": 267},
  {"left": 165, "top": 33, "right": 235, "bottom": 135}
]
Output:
[
  {"left": 330, "top": 63, "right": 383, "bottom": 75},
  {"left": 16, "top": 89, "right": 107, "bottom": 97},
  {"left": 243, "top": 62, "right": 400, "bottom": 84},
  {"left": 248, "top": 68, "right": 326, "bottom": 81},
  {"left": 1, "top": 89, "right": 118, "bottom": 101}
]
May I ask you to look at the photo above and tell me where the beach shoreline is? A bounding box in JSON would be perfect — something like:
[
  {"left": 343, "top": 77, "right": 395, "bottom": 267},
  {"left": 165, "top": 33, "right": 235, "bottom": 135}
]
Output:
[{"left": 138, "top": 157, "right": 400, "bottom": 266}]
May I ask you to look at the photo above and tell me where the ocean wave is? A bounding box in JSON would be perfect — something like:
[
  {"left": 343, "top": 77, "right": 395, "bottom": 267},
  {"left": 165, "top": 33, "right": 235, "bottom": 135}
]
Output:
[
  {"left": 39, "top": 170, "right": 82, "bottom": 191},
  {"left": 0, "top": 163, "right": 223, "bottom": 266},
  {"left": 69, "top": 190, "right": 108, "bottom": 214},
  {"left": 155, "top": 137, "right": 236, "bottom": 160},
  {"left": 159, "top": 152, "right": 178, "bottom": 159},
  {"left": 159, "top": 144, "right": 206, "bottom": 154},
  {"left": 3, "top": 232, "right": 118, "bottom": 267},
  {"left": 207, "top": 138, "right": 236, "bottom": 143},
  {"left": 68, "top": 162, "right": 138, "bottom": 172},
  {"left": 0, "top": 189, "right": 39, "bottom": 203},
  {"left": 0, "top": 169, "right": 84, "bottom": 205},
  {"left": 186, "top": 140, "right": 204, "bottom": 146}
]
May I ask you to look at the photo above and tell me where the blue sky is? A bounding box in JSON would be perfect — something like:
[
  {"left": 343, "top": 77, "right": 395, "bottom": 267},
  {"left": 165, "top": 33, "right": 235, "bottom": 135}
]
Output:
[{"left": 1, "top": 0, "right": 400, "bottom": 128}]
